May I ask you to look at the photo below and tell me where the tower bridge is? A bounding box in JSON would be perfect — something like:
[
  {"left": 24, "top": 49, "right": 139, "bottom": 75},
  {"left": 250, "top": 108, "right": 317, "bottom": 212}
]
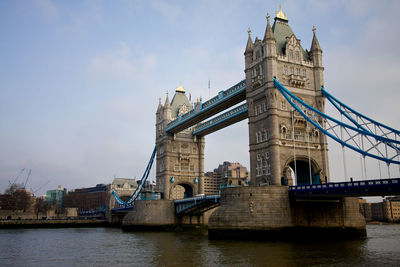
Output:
[{"left": 115, "top": 6, "right": 399, "bottom": 238}]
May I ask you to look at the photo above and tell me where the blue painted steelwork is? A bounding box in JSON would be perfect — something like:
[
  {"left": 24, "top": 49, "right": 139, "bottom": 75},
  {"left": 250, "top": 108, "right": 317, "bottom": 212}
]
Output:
[
  {"left": 322, "top": 87, "right": 400, "bottom": 136},
  {"left": 174, "top": 195, "right": 220, "bottom": 215},
  {"left": 273, "top": 78, "right": 400, "bottom": 164},
  {"left": 192, "top": 103, "right": 248, "bottom": 135},
  {"left": 289, "top": 178, "right": 400, "bottom": 197},
  {"left": 166, "top": 80, "right": 246, "bottom": 132},
  {"left": 112, "top": 146, "right": 157, "bottom": 207}
]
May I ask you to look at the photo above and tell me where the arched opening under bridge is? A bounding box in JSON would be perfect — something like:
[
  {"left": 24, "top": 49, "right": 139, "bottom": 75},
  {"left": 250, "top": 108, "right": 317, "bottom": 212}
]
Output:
[
  {"left": 287, "top": 159, "right": 321, "bottom": 186},
  {"left": 170, "top": 183, "right": 194, "bottom": 199}
]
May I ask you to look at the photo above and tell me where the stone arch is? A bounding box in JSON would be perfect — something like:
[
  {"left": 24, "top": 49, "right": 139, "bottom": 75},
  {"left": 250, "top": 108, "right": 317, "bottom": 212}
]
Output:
[
  {"left": 169, "top": 182, "right": 194, "bottom": 200},
  {"left": 282, "top": 156, "right": 321, "bottom": 186}
]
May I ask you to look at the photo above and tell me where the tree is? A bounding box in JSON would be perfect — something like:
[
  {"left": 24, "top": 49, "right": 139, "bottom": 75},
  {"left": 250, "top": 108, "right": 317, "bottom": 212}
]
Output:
[
  {"left": 34, "top": 197, "right": 49, "bottom": 219},
  {"left": 4, "top": 184, "right": 32, "bottom": 211}
]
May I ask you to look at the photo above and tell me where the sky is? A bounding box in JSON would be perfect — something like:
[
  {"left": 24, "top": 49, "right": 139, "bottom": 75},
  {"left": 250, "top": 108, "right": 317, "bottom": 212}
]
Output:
[{"left": 1, "top": 0, "right": 399, "bottom": 197}]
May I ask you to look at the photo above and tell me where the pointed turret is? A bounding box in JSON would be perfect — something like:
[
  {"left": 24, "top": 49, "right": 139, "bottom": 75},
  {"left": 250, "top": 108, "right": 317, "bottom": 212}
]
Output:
[
  {"left": 164, "top": 91, "right": 170, "bottom": 108},
  {"left": 311, "top": 26, "right": 322, "bottom": 52},
  {"left": 245, "top": 27, "right": 254, "bottom": 54},
  {"left": 263, "top": 14, "right": 275, "bottom": 41},
  {"left": 156, "top": 97, "right": 163, "bottom": 114}
]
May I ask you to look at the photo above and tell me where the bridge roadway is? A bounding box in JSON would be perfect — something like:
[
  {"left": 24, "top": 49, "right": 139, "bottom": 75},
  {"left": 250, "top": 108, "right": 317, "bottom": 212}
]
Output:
[
  {"left": 166, "top": 80, "right": 246, "bottom": 134},
  {"left": 112, "top": 178, "right": 400, "bottom": 216},
  {"left": 289, "top": 178, "right": 400, "bottom": 198}
]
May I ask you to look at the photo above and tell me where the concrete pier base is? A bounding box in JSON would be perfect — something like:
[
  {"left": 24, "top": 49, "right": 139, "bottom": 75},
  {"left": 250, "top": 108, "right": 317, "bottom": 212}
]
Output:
[
  {"left": 122, "top": 200, "right": 216, "bottom": 231},
  {"left": 122, "top": 200, "right": 176, "bottom": 231},
  {"left": 208, "top": 186, "right": 366, "bottom": 240}
]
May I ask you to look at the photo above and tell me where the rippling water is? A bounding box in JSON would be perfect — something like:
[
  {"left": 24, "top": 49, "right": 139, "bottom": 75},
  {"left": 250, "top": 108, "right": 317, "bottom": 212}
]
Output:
[{"left": 1, "top": 225, "right": 399, "bottom": 266}]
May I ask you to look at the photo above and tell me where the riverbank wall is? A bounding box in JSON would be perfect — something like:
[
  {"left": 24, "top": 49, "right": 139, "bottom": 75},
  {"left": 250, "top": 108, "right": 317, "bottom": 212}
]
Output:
[
  {"left": 121, "top": 200, "right": 215, "bottom": 231},
  {"left": 0, "top": 219, "right": 108, "bottom": 229},
  {"left": 208, "top": 186, "right": 366, "bottom": 240}
]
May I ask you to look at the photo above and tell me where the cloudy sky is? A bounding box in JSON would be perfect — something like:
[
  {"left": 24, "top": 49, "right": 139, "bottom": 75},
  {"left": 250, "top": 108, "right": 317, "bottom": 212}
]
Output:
[{"left": 1, "top": 0, "right": 399, "bottom": 196}]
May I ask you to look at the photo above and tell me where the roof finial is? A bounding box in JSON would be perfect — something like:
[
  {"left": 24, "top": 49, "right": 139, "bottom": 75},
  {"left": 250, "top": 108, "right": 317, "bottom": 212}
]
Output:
[
  {"left": 266, "top": 13, "right": 270, "bottom": 24},
  {"left": 312, "top": 25, "right": 316, "bottom": 34},
  {"left": 176, "top": 82, "right": 185, "bottom": 93},
  {"left": 248, "top": 27, "right": 251, "bottom": 36},
  {"left": 275, "top": 4, "right": 287, "bottom": 20}
]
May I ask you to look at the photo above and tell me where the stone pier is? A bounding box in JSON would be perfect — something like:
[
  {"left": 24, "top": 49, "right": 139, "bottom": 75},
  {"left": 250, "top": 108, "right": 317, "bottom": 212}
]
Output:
[{"left": 208, "top": 186, "right": 366, "bottom": 240}]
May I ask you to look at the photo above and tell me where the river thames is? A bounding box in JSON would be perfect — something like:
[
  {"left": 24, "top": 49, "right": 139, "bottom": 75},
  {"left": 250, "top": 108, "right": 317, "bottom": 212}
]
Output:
[{"left": 1, "top": 224, "right": 399, "bottom": 266}]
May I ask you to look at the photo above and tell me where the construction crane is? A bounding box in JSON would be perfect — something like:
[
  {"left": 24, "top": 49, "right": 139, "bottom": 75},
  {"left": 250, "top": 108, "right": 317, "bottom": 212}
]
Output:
[
  {"left": 23, "top": 169, "right": 32, "bottom": 189},
  {"left": 31, "top": 181, "right": 50, "bottom": 197},
  {"left": 8, "top": 168, "right": 25, "bottom": 186}
]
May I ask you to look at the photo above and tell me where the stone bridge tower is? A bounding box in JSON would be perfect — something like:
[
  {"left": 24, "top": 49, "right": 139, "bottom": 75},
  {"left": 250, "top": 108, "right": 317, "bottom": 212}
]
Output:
[
  {"left": 245, "top": 7, "right": 329, "bottom": 186},
  {"left": 155, "top": 84, "right": 205, "bottom": 199}
]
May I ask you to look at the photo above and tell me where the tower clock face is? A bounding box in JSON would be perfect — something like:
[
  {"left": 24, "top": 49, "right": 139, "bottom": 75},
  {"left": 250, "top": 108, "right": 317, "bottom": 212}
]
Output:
[{"left": 178, "top": 104, "right": 189, "bottom": 116}]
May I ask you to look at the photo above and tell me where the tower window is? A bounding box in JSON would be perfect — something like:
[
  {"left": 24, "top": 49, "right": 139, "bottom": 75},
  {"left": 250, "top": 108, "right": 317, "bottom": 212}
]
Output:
[{"left": 284, "top": 65, "right": 288, "bottom": 75}]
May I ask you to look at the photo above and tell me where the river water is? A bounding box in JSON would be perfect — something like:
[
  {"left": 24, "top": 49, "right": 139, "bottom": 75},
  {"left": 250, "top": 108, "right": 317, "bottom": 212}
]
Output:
[{"left": 0, "top": 225, "right": 399, "bottom": 266}]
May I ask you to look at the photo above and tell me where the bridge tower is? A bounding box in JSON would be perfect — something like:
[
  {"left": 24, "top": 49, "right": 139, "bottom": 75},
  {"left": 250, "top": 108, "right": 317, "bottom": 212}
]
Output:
[
  {"left": 245, "top": 7, "right": 329, "bottom": 186},
  {"left": 155, "top": 84, "right": 205, "bottom": 200}
]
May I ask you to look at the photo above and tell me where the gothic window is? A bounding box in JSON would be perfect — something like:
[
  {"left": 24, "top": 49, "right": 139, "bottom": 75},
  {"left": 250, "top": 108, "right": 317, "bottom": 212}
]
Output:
[
  {"left": 174, "top": 160, "right": 180, "bottom": 171},
  {"left": 181, "top": 159, "right": 189, "bottom": 171},
  {"left": 281, "top": 100, "right": 287, "bottom": 110},
  {"left": 189, "top": 164, "right": 194, "bottom": 172},
  {"left": 265, "top": 151, "right": 270, "bottom": 159},
  {"left": 290, "top": 67, "right": 294, "bottom": 75},
  {"left": 284, "top": 65, "right": 288, "bottom": 75},
  {"left": 266, "top": 167, "right": 271, "bottom": 175},
  {"left": 257, "top": 105, "right": 261, "bottom": 115},
  {"left": 256, "top": 163, "right": 261, "bottom": 176},
  {"left": 181, "top": 144, "right": 189, "bottom": 153},
  {"left": 256, "top": 153, "right": 261, "bottom": 161},
  {"left": 178, "top": 104, "right": 189, "bottom": 116},
  {"left": 296, "top": 68, "right": 300, "bottom": 75},
  {"left": 261, "top": 103, "right": 266, "bottom": 112},
  {"left": 295, "top": 51, "right": 300, "bottom": 62},
  {"left": 302, "top": 69, "right": 306, "bottom": 77},
  {"left": 294, "top": 128, "right": 305, "bottom": 141},
  {"left": 262, "top": 130, "right": 267, "bottom": 141},
  {"left": 256, "top": 132, "right": 259, "bottom": 143},
  {"left": 289, "top": 51, "right": 293, "bottom": 61}
]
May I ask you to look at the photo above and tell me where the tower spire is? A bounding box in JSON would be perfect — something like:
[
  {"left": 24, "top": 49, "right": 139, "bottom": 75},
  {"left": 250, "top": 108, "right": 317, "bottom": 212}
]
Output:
[
  {"left": 164, "top": 91, "right": 170, "bottom": 108},
  {"left": 264, "top": 13, "right": 275, "bottom": 41},
  {"left": 245, "top": 27, "right": 254, "bottom": 53},
  {"left": 311, "top": 25, "right": 322, "bottom": 51}
]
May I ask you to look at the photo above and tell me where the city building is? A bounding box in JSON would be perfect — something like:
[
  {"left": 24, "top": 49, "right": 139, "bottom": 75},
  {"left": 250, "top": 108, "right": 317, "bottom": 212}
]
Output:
[
  {"left": 45, "top": 185, "right": 67, "bottom": 208},
  {"left": 359, "top": 196, "right": 400, "bottom": 222},
  {"left": 64, "top": 184, "right": 107, "bottom": 213},
  {"left": 204, "top": 162, "right": 250, "bottom": 194}
]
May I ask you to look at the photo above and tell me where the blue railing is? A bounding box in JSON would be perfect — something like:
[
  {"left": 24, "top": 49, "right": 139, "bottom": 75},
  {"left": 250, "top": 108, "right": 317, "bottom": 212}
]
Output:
[
  {"left": 166, "top": 80, "right": 246, "bottom": 132},
  {"left": 192, "top": 103, "right": 248, "bottom": 135},
  {"left": 289, "top": 178, "right": 400, "bottom": 197}
]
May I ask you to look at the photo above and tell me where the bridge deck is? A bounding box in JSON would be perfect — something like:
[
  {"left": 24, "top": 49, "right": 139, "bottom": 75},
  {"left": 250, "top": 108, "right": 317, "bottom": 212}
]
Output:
[
  {"left": 289, "top": 178, "right": 400, "bottom": 198},
  {"left": 166, "top": 80, "right": 246, "bottom": 134}
]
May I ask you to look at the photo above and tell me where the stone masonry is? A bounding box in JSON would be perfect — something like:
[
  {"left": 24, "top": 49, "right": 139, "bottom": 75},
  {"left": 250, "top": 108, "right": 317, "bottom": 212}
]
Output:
[
  {"left": 245, "top": 7, "right": 329, "bottom": 186},
  {"left": 156, "top": 85, "right": 205, "bottom": 200}
]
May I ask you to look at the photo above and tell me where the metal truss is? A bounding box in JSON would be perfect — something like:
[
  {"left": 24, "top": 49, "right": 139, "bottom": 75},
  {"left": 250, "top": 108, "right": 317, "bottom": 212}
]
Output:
[
  {"left": 274, "top": 78, "right": 400, "bottom": 165},
  {"left": 112, "top": 147, "right": 157, "bottom": 206}
]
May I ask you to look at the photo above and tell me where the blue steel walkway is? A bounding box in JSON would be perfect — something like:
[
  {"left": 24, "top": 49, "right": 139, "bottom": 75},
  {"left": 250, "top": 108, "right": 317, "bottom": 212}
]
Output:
[
  {"left": 166, "top": 80, "right": 246, "bottom": 134},
  {"left": 289, "top": 178, "right": 400, "bottom": 198},
  {"left": 174, "top": 195, "right": 220, "bottom": 216}
]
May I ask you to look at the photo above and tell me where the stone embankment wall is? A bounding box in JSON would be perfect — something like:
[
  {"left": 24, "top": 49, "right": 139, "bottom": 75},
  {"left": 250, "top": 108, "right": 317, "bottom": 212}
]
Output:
[
  {"left": 122, "top": 200, "right": 217, "bottom": 230},
  {"left": 208, "top": 186, "right": 366, "bottom": 239}
]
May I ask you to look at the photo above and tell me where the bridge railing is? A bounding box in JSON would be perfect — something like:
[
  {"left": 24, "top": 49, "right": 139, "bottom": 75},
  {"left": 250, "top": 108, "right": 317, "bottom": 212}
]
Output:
[
  {"left": 192, "top": 103, "right": 248, "bottom": 134},
  {"left": 166, "top": 80, "right": 246, "bottom": 131},
  {"left": 289, "top": 178, "right": 400, "bottom": 197}
]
